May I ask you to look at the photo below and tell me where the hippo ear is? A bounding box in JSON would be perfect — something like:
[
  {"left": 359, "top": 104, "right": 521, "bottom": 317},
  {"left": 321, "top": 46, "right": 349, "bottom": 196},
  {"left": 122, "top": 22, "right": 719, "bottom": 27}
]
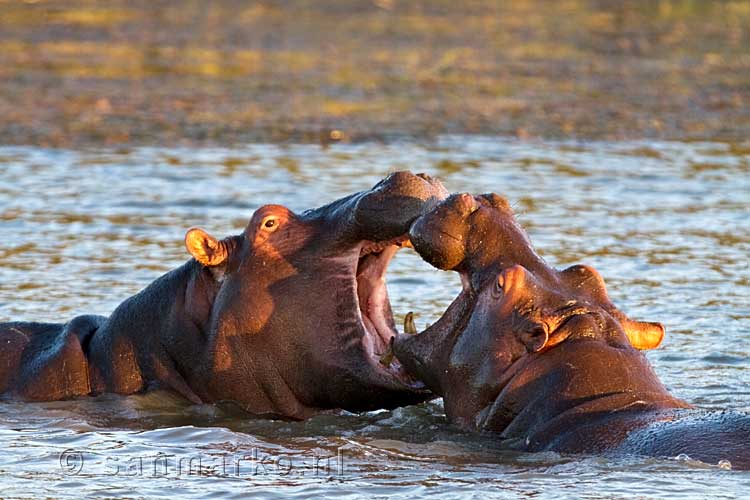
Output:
[
  {"left": 185, "top": 228, "right": 231, "bottom": 267},
  {"left": 621, "top": 319, "right": 665, "bottom": 350}
]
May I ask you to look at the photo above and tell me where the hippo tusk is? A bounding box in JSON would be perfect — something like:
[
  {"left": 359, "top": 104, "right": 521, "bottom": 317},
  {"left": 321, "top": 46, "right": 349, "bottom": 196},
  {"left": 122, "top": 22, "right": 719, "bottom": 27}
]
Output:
[
  {"left": 379, "top": 337, "right": 395, "bottom": 367},
  {"left": 404, "top": 312, "right": 417, "bottom": 334},
  {"left": 621, "top": 319, "right": 665, "bottom": 350}
]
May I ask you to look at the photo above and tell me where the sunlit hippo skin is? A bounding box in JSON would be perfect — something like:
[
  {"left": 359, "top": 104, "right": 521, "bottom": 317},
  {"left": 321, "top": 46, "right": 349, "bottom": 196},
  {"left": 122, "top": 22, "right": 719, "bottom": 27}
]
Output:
[
  {"left": 0, "top": 172, "right": 447, "bottom": 419},
  {"left": 393, "top": 193, "right": 750, "bottom": 469}
]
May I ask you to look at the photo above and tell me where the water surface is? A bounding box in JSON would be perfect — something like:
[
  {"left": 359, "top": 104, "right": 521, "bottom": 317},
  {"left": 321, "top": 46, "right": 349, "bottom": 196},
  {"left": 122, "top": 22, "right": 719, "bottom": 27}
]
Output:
[{"left": 0, "top": 138, "right": 748, "bottom": 498}]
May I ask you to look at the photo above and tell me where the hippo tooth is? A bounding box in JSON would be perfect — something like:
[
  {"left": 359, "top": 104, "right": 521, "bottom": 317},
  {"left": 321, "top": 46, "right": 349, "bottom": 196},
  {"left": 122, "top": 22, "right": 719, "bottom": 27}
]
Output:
[
  {"left": 379, "top": 337, "right": 395, "bottom": 367},
  {"left": 379, "top": 349, "right": 394, "bottom": 367},
  {"left": 404, "top": 312, "right": 417, "bottom": 334}
]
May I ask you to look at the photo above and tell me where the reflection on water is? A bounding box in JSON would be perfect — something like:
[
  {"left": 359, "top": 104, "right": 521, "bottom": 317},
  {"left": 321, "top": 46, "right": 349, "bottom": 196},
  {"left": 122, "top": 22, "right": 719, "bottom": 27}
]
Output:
[{"left": 0, "top": 138, "right": 748, "bottom": 498}]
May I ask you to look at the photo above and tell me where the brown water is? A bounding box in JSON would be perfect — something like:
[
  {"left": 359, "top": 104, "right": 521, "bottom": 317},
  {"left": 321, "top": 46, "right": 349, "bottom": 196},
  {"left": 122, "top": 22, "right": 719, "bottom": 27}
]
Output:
[{"left": 0, "top": 138, "right": 748, "bottom": 498}]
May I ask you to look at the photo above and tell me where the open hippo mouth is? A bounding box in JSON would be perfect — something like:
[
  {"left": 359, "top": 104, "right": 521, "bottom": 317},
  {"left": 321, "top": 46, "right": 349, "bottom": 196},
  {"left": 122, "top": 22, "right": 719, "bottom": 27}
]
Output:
[
  {"left": 301, "top": 170, "right": 449, "bottom": 399},
  {"left": 354, "top": 235, "right": 421, "bottom": 384}
]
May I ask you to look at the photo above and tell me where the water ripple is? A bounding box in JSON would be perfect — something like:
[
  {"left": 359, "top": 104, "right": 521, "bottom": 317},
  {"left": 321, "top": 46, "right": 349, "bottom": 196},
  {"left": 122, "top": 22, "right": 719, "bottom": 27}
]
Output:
[{"left": 0, "top": 139, "right": 749, "bottom": 497}]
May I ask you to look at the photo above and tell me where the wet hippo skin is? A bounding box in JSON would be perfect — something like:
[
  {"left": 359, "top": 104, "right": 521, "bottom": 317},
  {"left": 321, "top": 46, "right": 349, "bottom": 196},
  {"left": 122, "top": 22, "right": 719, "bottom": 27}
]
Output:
[
  {"left": 393, "top": 192, "right": 750, "bottom": 469},
  {"left": 0, "top": 172, "right": 447, "bottom": 419}
]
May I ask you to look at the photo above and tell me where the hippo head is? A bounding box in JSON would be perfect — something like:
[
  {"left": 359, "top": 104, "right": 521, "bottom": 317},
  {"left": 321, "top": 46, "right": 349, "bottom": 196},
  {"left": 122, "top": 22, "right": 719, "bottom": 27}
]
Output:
[
  {"left": 394, "top": 193, "right": 665, "bottom": 428},
  {"left": 182, "top": 172, "right": 447, "bottom": 417}
]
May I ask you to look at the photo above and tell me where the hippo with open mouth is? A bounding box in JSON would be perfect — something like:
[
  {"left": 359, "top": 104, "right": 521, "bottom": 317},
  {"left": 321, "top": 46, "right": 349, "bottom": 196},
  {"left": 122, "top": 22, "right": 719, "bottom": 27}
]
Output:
[
  {"left": 0, "top": 172, "right": 446, "bottom": 419},
  {"left": 393, "top": 192, "right": 750, "bottom": 468}
]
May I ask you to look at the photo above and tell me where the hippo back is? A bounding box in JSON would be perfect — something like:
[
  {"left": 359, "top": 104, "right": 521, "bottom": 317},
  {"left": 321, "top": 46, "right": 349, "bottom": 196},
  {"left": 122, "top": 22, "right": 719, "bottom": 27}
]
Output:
[
  {"left": 615, "top": 409, "right": 750, "bottom": 469},
  {"left": 0, "top": 316, "right": 105, "bottom": 400}
]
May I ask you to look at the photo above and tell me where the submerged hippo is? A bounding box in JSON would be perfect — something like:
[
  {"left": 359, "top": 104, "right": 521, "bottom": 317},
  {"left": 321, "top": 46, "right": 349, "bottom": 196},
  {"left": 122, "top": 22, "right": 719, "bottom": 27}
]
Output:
[
  {"left": 0, "top": 172, "right": 447, "bottom": 419},
  {"left": 393, "top": 193, "right": 750, "bottom": 468}
]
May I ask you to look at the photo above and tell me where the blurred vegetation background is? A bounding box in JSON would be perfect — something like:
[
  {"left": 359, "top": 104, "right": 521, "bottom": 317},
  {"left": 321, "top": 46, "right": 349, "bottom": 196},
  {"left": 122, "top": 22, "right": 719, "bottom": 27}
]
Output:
[{"left": 0, "top": 0, "right": 749, "bottom": 146}]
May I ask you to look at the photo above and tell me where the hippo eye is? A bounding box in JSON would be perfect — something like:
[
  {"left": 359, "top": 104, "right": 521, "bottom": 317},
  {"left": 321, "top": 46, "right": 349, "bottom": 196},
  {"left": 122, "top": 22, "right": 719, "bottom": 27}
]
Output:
[{"left": 261, "top": 215, "right": 281, "bottom": 232}]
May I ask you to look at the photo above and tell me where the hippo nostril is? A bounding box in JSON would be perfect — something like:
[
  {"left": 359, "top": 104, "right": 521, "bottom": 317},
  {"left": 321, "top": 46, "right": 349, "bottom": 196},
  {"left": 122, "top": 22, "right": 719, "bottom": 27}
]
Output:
[{"left": 482, "top": 193, "right": 511, "bottom": 210}]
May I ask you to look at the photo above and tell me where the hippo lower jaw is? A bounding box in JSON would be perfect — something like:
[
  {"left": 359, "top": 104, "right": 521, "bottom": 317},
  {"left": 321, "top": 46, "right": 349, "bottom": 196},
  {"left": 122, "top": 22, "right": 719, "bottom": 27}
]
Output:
[
  {"left": 354, "top": 235, "right": 426, "bottom": 390},
  {"left": 391, "top": 271, "right": 475, "bottom": 393}
]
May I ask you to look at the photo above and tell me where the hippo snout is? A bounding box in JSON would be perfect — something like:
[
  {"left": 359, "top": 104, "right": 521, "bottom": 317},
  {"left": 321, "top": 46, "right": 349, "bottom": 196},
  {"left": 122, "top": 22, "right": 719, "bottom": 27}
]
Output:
[
  {"left": 407, "top": 193, "right": 478, "bottom": 271},
  {"left": 351, "top": 171, "right": 449, "bottom": 241}
]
